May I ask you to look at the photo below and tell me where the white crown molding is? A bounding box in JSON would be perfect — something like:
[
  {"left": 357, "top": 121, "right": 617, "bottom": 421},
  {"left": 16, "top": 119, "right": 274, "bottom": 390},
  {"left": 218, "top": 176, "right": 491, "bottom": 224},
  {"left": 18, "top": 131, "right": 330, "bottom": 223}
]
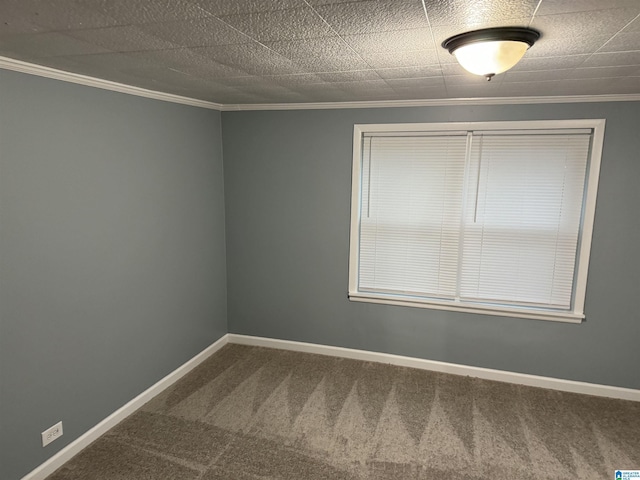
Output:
[
  {"left": 21, "top": 334, "right": 230, "bottom": 480},
  {"left": 220, "top": 94, "right": 640, "bottom": 111},
  {"left": 228, "top": 334, "right": 640, "bottom": 402},
  {"left": 2, "top": 56, "right": 639, "bottom": 112},
  {"left": 0, "top": 56, "right": 223, "bottom": 111}
]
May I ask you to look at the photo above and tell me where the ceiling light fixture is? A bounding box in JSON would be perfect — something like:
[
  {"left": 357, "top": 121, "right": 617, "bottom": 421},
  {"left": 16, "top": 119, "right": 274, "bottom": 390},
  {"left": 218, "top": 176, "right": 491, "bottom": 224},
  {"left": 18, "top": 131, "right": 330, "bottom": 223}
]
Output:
[{"left": 442, "top": 27, "right": 540, "bottom": 81}]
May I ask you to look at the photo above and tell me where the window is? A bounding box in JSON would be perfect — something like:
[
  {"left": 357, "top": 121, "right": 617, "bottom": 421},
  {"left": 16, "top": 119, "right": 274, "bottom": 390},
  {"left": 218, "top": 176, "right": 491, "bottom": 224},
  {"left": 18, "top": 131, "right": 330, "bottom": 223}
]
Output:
[{"left": 348, "top": 120, "right": 605, "bottom": 322}]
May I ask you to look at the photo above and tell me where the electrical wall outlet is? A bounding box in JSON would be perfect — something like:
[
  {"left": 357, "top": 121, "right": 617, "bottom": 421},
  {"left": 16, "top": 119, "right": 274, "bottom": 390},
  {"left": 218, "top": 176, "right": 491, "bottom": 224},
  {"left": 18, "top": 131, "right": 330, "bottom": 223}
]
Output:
[{"left": 41, "top": 421, "right": 63, "bottom": 447}]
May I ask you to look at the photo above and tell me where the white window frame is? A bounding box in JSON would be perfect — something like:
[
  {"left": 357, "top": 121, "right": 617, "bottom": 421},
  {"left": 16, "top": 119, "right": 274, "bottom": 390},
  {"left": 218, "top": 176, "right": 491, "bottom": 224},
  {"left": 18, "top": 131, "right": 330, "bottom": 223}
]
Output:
[{"left": 348, "top": 119, "right": 605, "bottom": 323}]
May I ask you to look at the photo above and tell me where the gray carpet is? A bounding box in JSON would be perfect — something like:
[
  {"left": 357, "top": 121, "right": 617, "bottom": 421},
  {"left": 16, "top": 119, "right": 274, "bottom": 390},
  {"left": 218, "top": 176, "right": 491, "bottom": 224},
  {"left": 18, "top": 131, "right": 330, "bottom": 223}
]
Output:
[{"left": 46, "top": 344, "right": 640, "bottom": 479}]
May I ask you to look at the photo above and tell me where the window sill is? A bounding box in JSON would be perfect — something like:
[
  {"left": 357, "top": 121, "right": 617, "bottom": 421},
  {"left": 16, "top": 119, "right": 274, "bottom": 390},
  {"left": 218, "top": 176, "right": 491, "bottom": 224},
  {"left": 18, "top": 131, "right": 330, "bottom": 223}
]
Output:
[{"left": 348, "top": 292, "right": 584, "bottom": 323}]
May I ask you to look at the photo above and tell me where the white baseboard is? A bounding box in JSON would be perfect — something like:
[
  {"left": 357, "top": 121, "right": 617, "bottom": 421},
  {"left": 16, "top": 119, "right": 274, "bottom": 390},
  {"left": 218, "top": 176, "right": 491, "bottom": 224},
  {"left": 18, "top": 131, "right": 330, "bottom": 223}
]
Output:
[
  {"left": 22, "top": 332, "right": 640, "bottom": 479},
  {"left": 21, "top": 334, "right": 230, "bottom": 480},
  {"left": 227, "top": 334, "right": 640, "bottom": 402}
]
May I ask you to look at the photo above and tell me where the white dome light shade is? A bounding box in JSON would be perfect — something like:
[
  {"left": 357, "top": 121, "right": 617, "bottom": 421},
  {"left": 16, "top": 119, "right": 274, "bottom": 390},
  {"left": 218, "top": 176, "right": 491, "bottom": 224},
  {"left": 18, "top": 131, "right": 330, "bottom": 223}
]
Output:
[
  {"left": 442, "top": 27, "right": 540, "bottom": 80},
  {"left": 453, "top": 40, "right": 530, "bottom": 76}
]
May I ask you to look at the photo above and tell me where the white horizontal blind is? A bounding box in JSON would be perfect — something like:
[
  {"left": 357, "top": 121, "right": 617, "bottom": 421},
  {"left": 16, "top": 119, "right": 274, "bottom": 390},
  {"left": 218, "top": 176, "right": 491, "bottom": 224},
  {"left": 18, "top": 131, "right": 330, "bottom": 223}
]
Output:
[
  {"left": 460, "top": 133, "right": 591, "bottom": 309},
  {"left": 359, "top": 135, "right": 468, "bottom": 298}
]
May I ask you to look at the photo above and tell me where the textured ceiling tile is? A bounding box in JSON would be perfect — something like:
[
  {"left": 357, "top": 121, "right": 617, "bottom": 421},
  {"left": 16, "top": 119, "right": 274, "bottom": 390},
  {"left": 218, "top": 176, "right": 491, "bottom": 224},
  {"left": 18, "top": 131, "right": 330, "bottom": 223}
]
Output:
[
  {"left": 0, "top": 0, "right": 121, "bottom": 32},
  {"left": 86, "top": 0, "right": 210, "bottom": 25},
  {"left": 287, "top": 83, "right": 345, "bottom": 94},
  {"left": 125, "top": 48, "right": 250, "bottom": 78},
  {"left": 2, "top": 0, "right": 639, "bottom": 103},
  {"left": 581, "top": 51, "right": 640, "bottom": 67},
  {"left": 328, "top": 79, "right": 391, "bottom": 91},
  {"left": 359, "top": 49, "right": 440, "bottom": 69},
  {"left": 212, "top": 75, "right": 280, "bottom": 87},
  {"left": 440, "top": 62, "right": 470, "bottom": 75},
  {"left": 535, "top": 0, "right": 640, "bottom": 16},
  {"left": 423, "top": 0, "right": 538, "bottom": 26},
  {"left": 445, "top": 74, "right": 503, "bottom": 85},
  {"left": 191, "top": 0, "right": 304, "bottom": 16},
  {"left": 526, "top": 35, "right": 612, "bottom": 58},
  {"left": 385, "top": 76, "right": 445, "bottom": 88},
  {"left": 553, "top": 77, "right": 639, "bottom": 94},
  {"left": 622, "top": 16, "right": 640, "bottom": 32},
  {"left": 570, "top": 65, "right": 640, "bottom": 79},
  {"left": 376, "top": 65, "right": 443, "bottom": 79},
  {"left": 269, "top": 73, "right": 328, "bottom": 86},
  {"left": 62, "top": 51, "right": 156, "bottom": 71},
  {"left": 0, "top": 32, "right": 111, "bottom": 58},
  {"left": 531, "top": 8, "right": 640, "bottom": 40},
  {"left": 342, "top": 28, "right": 435, "bottom": 54},
  {"left": 65, "top": 26, "right": 177, "bottom": 53},
  {"left": 510, "top": 54, "right": 590, "bottom": 71},
  {"left": 262, "top": 37, "right": 353, "bottom": 60},
  {"left": 140, "top": 17, "right": 253, "bottom": 47},
  {"left": 317, "top": 70, "right": 382, "bottom": 82},
  {"left": 0, "top": 2, "right": 47, "bottom": 36},
  {"left": 193, "top": 44, "right": 305, "bottom": 76},
  {"left": 502, "top": 68, "right": 576, "bottom": 83},
  {"left": 313, "top": 1, "right": 428, "bottom": 36},
  {"left": 615, "top": 76, "right": 640, "bottom": 88},
  {"left": 598, "top": 31, "right": 640, "bottom": 52},
  {"left": 290, "top": 54, "right": 370, "bottom": 73},
  {"left": 218, "top": 7, "right": 335, "bottom": 42}
]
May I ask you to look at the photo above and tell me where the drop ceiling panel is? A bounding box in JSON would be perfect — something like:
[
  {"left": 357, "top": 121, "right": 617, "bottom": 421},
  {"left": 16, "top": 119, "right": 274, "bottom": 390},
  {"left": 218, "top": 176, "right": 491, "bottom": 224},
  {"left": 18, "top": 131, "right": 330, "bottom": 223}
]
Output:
[
  {"left": 530, "top": 8, "right": 640, "bottom": 40},
  {"left": 342, "top": 28, "right": 435, "bottom": 54},
  {"left": 312, "top": 1, "right": 429, "bottom": 36},
  {"left": 535, "top": 0, "right": 640, "bottom": 16},
  {"left": 386, "top": 76, "right": 445, "bottom": 88},
  {"left": 86, "top": 0, "right": 210, "bottom": 25},
  {"left": 581, "top": 51, "right": 640, "bottom": 68},
  {"left": 599, "top": 31, "right": 640, "bottom": 52},
  {"left": 191, "top": 0, "right": 305, "bottom": 17},
  {"left": 290, "top": 53, "right": 371, "bottom": 73},
  {"left": 0, "top": 32, "right": 111, "bottom": 59},
  {"left": 376, "top": 65, "right": 443, "bottom": 79},
  {"left": 424, "top": 0, "right": 539, "bottom": 26},
  {"left": 0, "top": 0, "right": 121, "bottom": 33},
  {"left": 359, "top": 49, "right": 440, "bottom": 69},
  {"left": 525, "top": 36, "right": 613, "bottom": 58},
  {"left": 64, "top": 26, "right": 178, "bottom": 53},
  {"left": 317, "top": 70, "right": 382, "bottom": 83},
  {"left": 140, "top": 18, "right": 254, "bottom": 47},
  {"left": 193, "top": 44, "right": 305, "bottom": 76},
  {"left": 0, "top": 0, "right": 638, "bottom": 104},
  {"left": 217, "top": 7, "right": 335, "bottom": 42},
  {"left": 262, "top": 37, "right": 353, "bottom": 60},
  {"left": 509, "top": 54, "right": 591, "bottom": 72}
]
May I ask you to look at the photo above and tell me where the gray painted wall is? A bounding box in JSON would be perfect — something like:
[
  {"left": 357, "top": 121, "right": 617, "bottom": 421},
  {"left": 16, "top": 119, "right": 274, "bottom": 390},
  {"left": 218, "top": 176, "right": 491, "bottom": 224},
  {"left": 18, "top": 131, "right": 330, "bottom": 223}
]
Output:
[
  {"left": 222, "top": 102, "right": 640, "bottom": 391},
  {"left": 0, "top": 70, "right": 227, "bottom": 479}
]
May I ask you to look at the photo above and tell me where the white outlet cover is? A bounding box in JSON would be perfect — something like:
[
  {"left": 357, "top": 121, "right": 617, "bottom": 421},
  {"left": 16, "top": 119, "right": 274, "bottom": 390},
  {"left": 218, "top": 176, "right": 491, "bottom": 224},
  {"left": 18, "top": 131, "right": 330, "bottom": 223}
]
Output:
[{"left": 42, "top": 421, "right": 63, "bottom": 447}]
